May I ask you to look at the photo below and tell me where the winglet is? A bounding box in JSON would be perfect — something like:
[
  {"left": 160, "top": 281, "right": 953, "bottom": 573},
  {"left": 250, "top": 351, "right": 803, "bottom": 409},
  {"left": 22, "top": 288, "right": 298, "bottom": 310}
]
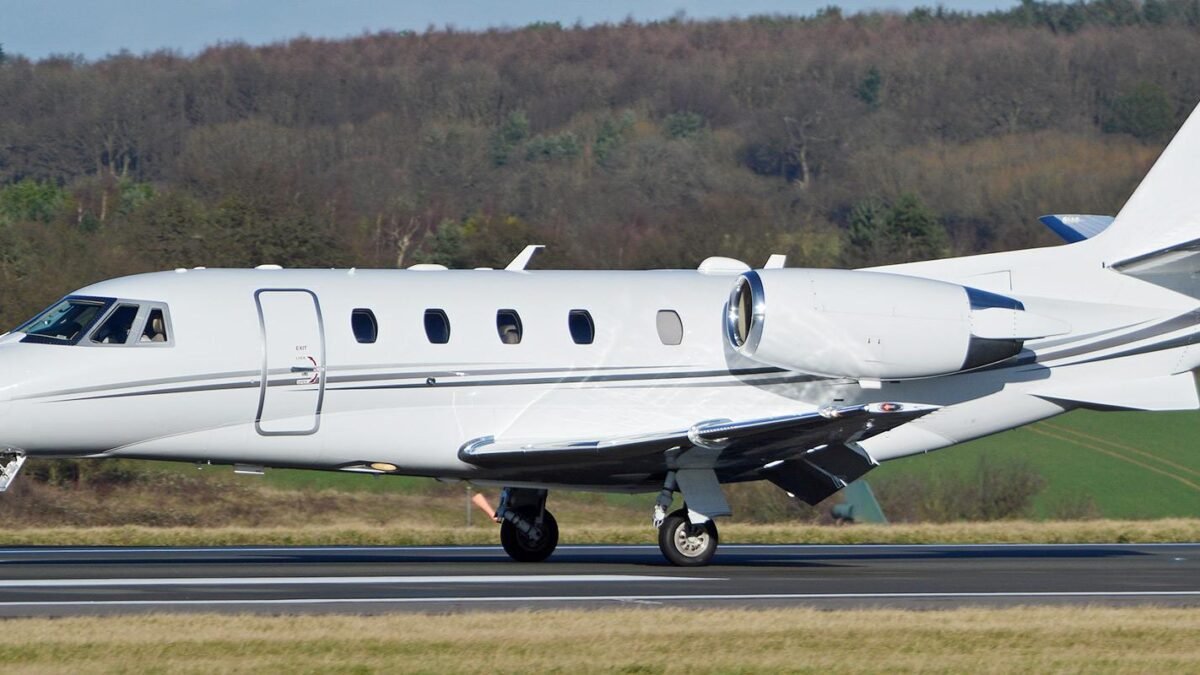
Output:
[
  {"left": 1038, "top": 214, "right": 1115, "bottom": 244},
  {"left": 505, "top": 245, "right": 545, "bottom": 271},
  {"left": 764, "top": 254, "right": 787, "bottom": 269}
]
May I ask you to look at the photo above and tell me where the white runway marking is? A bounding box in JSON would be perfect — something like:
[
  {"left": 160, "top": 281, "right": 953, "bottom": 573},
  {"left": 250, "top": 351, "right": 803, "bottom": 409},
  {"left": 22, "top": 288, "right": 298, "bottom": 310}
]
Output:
[
  {"left": 0, "top": 542, "right": 1195, "bottom": 557},
  {"left": 0, "top": 590, "right": 1199, "bottom": 609},
  {"left": 0, "top": 574, "right": 711, "bottom": 589}
]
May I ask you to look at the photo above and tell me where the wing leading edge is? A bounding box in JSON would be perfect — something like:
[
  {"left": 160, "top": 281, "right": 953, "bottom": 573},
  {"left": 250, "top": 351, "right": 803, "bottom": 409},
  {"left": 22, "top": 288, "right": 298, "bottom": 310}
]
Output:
[{"left": 458, "top": 402, "right": 937, "bottom": 503}]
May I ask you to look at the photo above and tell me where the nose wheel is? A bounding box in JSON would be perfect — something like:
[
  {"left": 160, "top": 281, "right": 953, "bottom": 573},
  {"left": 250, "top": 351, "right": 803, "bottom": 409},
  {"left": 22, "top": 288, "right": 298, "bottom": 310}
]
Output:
[
  {"left": 494, "top": 488, "right": 559, "bottom": 563},
  {"left": 500, "top": 506, "right": 559, "bottom": 562},
  {"left": 658, "top": 508, "right": 719, "bottom": 566}
]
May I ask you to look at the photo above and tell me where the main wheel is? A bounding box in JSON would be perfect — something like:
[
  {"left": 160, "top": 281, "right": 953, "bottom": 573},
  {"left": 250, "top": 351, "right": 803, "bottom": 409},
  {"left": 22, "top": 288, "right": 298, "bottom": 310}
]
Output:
[
  {"left": 658, "top": 508, "right": 719, "bottom": 567},
  {"left": 500, "top": 507, "right": 559, "bottom": 562}
]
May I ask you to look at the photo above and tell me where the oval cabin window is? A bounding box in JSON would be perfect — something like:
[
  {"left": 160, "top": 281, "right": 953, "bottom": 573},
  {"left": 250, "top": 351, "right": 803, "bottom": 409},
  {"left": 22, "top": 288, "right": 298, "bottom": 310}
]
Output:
[
  {"left": 351, "top": 309, "right": 377, "bottom": 344},
  {"left": 424, "top": 309, "right": 451, "bottom": 344},
  {"left": 496, "top": 309, "right": 523, "bottom": 344},
  {"left": 656, "top": 310, "right": 683, "bottom": 345},
  {"left": 568, "top": 310, "right": 594, "bottom": 345}
]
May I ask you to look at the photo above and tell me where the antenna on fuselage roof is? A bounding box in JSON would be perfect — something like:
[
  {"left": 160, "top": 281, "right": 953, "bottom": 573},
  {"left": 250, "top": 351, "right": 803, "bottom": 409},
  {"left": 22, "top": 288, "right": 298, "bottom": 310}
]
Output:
[
  {"left": 764, "top": 254, "right": 787, "bottom": 269},
  {"left": 505, "top": 245, "right": 545, "bottom": 271}
]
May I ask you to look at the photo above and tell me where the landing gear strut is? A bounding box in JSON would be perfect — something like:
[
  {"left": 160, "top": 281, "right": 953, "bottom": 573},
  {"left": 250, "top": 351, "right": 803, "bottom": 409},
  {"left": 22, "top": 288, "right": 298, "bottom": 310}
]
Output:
[
  {"left": 496, "top": 487, "right": 559, "bottom": 562},
  {"left": 0, "top": 452, "right": 25, "bottom": 493},
  {"left": 657, "top": 508, "right": 719, "bottom": 567}
]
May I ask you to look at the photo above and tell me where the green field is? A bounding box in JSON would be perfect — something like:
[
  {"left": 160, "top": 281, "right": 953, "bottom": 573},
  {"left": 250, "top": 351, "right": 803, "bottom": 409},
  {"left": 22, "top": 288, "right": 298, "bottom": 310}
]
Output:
[
  {"left": 246, "top": 409, "right": 1200, "bottom": 521},
  {"left": 871, "top": 410, "right": 1200, "bottom": 520}
]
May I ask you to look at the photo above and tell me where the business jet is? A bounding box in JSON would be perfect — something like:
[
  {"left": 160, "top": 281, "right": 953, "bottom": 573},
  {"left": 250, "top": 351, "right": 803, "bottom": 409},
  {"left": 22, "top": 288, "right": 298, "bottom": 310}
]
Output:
[{"left": 2, "top": 107, "right": 1200, "bottom": 567}]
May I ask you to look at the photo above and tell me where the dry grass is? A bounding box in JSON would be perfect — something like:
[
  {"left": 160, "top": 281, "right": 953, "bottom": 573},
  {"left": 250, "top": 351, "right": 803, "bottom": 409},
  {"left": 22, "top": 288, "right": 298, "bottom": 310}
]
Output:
[
  {"left": 1, "top": 607, "right": 1198, "bottom": 673},
  {"left": 2, "top": 518, "right": 1199, "bottom": 547},
  {"left": 0, "top": 473, "right": 646, "bottom": 529}
]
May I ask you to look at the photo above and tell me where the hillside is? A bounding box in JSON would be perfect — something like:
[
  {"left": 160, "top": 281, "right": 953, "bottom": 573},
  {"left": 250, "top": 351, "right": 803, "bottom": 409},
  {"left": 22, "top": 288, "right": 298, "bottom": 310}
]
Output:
[{"left": 0, "top": 2, "right": 1199, "bottom": 328}]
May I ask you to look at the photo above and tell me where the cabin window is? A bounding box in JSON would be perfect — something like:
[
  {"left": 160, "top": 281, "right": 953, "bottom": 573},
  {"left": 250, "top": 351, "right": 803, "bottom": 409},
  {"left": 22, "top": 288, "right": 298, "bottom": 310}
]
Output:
[
  {"left": 568, "top": 309, "right": 594, "bottom": 345},
  {"left": 91, "top": 305, "right": 140, "bottom": 344},
  {"left": 351, "top": 309, "right": 378, "bottom": 344},
  {"left": 656, "top": 310, "right": 684, "bottom": 345},
  {"left": 496, "top": 309, "right": 523, "bottom": 344},
  {"left": 424, "top": 309, "right": 451, "bottom": 344},
  {"left": 139, "top": 308, "right": 169, "bottom": 343},
  {"left": 17, "top": 297, "right": 112, "bottom": 345}
]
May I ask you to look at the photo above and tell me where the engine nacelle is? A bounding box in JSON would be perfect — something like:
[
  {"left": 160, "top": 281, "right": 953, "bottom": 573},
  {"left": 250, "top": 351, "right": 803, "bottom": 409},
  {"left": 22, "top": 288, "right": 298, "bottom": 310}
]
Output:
[{"left": 726, "top": 269, "right": 1067, "bottom": 380}]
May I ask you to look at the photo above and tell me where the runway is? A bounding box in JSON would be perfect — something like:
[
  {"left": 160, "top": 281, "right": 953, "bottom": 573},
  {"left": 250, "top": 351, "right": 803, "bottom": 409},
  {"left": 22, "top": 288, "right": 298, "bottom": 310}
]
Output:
[{"left": 0, "top": 543, "right": 1197, "bottom": 616}]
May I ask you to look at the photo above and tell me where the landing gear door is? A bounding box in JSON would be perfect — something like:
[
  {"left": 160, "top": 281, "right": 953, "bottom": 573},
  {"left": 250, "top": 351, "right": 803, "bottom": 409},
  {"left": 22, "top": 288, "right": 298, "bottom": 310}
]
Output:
[{"left": 255, "top": 289, "right": 325, "bottom": 436}]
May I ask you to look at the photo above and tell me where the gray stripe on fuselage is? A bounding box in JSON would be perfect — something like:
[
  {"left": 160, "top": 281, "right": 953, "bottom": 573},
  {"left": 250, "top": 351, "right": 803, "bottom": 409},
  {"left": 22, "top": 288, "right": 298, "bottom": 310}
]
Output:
[
  {"left": 1046, "top": 330, "right": 1200, "bottom": 369},
  {"left": 51, "top": 366, "right": 788, "bottom": 402},
  {"left": 1024, "top": 320, "right": 1150, "bottom": 351},
  {"left": 1034, "top": 312, "right": 1198, "bottom": 363},
  {"left": 321, "top": 367, "right": 785, "bottom": 393},
  {"left": 28, "top": 363, "right": 713, "bottom": 402},
  {"left": 15, "top": 369, "right": 261, "bottom": 401}
]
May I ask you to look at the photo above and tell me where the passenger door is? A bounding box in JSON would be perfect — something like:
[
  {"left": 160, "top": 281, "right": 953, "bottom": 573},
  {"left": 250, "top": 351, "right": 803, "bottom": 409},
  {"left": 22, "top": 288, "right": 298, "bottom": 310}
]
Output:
[{"left": 255, "top": 289, "right": 325, "bottom": 435}]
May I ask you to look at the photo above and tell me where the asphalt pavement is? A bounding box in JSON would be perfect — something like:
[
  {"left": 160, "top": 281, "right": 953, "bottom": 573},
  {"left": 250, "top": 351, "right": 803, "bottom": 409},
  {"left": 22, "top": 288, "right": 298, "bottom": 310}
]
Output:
[{"left": 0, "top": 543, "right": 1196, "bottom": 616}]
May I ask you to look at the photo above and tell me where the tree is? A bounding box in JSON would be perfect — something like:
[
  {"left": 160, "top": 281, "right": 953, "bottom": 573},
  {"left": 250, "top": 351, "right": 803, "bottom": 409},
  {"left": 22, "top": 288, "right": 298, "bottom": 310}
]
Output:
[
  {"left": 856, "top": 67, "right": 883, "bottom": 110},
  {"left": 664, "top": 111, "right": 705, "bottom": 139},
  {"left": 1104, "top": 82, "right": 1176, "bottom": 141},
  {"left": 0, "top": 179, "right": 66, "bottom": 224},
  {"left": 490, "top": 110, "right": 530, "bottom": 167},
  {"left": 845, "top": 198, "right": 887, "bottom": 265},
  {"left": 883, "top": 193, "right": 949, "bottom": 263},
  {"left": 842, "top": 195, "right": 948, "bottom": 266}
]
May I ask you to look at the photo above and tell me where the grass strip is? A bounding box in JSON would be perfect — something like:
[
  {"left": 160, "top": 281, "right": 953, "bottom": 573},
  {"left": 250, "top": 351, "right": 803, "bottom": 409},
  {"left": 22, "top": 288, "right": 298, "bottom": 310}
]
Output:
[
  {"left": 2, "top": 607, "right": 1198, "bottom": 673},
  {"left": 1, "top": 518, "right": 1198, "bottom": 547}
]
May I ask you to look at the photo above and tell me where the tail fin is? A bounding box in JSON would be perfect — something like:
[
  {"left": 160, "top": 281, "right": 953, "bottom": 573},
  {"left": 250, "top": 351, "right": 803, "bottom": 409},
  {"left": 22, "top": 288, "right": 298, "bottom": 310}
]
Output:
[{"left": 1094, "top": 100, "right": 1200, "bottom": 266}]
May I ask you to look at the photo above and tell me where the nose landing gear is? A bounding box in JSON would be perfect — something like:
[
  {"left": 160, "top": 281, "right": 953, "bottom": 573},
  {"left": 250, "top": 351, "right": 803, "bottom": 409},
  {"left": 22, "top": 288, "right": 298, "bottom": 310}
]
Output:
[{"left": 495, "top": 487, "right": 559, "bottom": 563}]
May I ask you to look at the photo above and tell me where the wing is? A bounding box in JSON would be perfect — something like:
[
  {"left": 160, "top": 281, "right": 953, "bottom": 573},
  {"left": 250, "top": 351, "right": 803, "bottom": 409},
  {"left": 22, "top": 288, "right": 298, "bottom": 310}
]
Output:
[{"left": 458, "top": 402, "right": 936, "bottom": 503}]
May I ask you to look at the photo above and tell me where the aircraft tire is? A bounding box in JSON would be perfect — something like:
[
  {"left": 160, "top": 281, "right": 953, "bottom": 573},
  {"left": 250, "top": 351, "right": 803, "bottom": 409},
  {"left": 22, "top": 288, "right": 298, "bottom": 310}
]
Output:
[
  {"left": 500, "top": 507, "right": 559, "bottom": 562},
  {"left": 658, "top": 508, "right": 719, "bottom": 567}
]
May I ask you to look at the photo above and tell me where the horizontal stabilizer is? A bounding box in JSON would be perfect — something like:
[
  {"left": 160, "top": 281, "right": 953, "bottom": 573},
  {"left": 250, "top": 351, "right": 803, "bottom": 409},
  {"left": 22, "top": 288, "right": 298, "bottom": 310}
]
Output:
[
  {"left": 1110, "top": 238, "right": 1200, "bottom": 298},
  {"left": 1039, "top": 214, "right": 1115, "bottom": 244},
  {"left": 1032, "top": 372, "right": 1199, "bottom": 411}
]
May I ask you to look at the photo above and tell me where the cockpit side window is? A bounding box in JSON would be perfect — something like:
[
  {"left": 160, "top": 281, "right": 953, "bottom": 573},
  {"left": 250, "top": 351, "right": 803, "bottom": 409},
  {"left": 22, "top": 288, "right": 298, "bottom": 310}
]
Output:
[
  {"left": 17, "top": 297, "right": 113, "bottom": 345},
  {"left": 90, "top": 305, "right": 140, "bottom": 344},
  {"left": 139, "top": 308, "right": 169, "bottom": 343}
]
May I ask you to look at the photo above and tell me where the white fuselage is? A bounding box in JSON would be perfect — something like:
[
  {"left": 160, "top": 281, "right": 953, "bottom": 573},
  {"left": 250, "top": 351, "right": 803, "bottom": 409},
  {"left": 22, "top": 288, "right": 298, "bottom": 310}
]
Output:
[{"left": 1, "top": 233, "right": 1197, "bottom": 493}]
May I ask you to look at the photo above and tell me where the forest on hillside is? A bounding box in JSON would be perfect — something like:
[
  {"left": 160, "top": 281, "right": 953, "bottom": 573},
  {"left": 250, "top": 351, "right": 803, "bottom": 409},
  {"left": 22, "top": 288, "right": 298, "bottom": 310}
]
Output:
[{"left": 0, "top": 0, "right": 1199, "bottom": 327}]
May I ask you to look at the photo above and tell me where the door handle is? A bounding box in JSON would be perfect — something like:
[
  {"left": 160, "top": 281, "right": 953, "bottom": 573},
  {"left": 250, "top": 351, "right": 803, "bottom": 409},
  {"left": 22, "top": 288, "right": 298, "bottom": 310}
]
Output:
[{"left": 291, "top": 365, "right": 317, "bottom": 373}]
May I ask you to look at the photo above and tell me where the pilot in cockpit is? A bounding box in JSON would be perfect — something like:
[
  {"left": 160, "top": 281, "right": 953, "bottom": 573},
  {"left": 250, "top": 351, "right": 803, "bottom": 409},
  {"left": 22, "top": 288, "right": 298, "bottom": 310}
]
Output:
[{"left": 139, "top": 309, "right": 167, "bottom": 343}]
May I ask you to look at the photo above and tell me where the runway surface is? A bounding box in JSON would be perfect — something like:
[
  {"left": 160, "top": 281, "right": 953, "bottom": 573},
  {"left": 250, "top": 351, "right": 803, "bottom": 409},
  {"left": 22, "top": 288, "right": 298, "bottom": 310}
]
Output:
[{"left": 0, "top": 543, "right": 1198, "bottom": 616}]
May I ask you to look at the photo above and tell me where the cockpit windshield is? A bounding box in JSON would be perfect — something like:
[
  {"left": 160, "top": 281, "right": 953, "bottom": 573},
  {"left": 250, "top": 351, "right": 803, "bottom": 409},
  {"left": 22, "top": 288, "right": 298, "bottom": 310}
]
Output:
[{"left": 16, "top": 297, "right": 113, "bottom": 344}]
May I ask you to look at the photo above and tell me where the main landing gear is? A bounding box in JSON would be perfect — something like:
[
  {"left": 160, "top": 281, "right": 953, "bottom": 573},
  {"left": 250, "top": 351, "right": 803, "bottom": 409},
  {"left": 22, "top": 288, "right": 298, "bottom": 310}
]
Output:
[
  {"left": 487, "top": 473, "right": 725, "bottom": 566},
  {"left": 652, "top": 477, "right": 721, "bottom": 566},
  {"left": 0, "top": 452, "right": 26, "bottom": 493},
  {"left": 495, "top": 487, "right": 559, "bottom": 562},
  {"left": 657, "top": 508, "right": 719, "bottom": 567}
]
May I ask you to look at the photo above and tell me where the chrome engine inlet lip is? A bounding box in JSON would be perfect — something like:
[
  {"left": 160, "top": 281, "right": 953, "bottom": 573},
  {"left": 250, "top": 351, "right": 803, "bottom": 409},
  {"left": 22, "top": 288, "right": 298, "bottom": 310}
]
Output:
[{"left": 726, "top": 270, "right": 765, "bottom": 354}]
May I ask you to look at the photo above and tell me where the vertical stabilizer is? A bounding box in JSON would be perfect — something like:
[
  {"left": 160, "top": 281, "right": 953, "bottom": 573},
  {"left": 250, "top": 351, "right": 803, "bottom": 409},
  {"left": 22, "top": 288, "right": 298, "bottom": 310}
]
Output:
[{"left": 1095, "top": 101, "right": 1200, "bottom": 265}]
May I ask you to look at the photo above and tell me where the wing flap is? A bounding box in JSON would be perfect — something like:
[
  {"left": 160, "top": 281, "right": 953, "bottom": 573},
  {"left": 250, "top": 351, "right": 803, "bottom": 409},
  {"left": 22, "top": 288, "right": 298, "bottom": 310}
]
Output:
[{"left": 458, "top": 402, "right": 937, "bottom": 494}]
